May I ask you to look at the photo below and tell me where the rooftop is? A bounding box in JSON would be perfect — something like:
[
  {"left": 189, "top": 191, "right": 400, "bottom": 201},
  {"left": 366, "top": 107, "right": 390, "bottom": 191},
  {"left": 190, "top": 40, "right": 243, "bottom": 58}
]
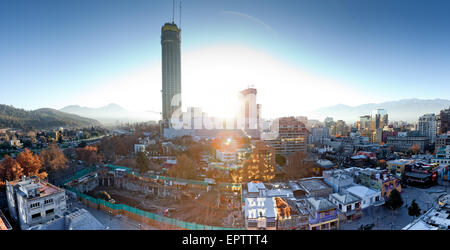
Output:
[
  {"left": 306, "top": 197, "right": 337, "bottom": 212},
  {"left": 245, "top": 197, "right": 276, "bottom": 219},
  {"left": 10, "top": 176, "right": 62, "bottom": 199},
  {"left": 248, "top": 181, "right": 266, "bottom": 193},
  {"left": 345, "top": 185, "right": 380, "bottom": 199},
  {"left": 330, "top": 192, "right": 361, "bottom": 205},
  {"left": 299, "top": 179, "right": 331, "bottom": 192},
  {"left": 403, "top": 205, "right": 450, "bottom": 230}
]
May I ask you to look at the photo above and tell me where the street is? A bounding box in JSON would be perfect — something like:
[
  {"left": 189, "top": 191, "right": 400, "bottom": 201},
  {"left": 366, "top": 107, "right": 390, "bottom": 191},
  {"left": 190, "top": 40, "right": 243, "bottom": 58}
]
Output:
[
  {"left": 67, "top": 197, "right": 158, "bottom": 230},
  {"left": 340, "top": 184, "right": 448, "bottom": 230}
]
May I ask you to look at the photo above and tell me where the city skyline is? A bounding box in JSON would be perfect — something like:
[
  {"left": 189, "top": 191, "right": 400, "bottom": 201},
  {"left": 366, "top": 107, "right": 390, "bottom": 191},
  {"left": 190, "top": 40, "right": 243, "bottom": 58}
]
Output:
[{"left": 1, "top": 0, "right": 450, "bottom": 120}]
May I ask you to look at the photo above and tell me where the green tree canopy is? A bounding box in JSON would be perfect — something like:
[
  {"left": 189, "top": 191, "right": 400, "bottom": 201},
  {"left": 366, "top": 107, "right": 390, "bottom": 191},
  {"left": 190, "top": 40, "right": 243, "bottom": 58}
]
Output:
[
  {"left": 408, "top": 199, "right": 421, "bottom": 217},
  {"left": 135, "top": 151, "right": 150, "bottom": 174},
  {"left": 385, "top": 189, "right": 403, "bottom": 210}
]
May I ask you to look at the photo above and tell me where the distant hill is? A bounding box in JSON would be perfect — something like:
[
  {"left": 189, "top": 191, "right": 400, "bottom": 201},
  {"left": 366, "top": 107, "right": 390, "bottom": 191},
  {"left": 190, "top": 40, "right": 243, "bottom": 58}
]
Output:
[
  {"left": 60, "top": 103, "right": 158, "bottom": 125},
  {"left": 0, "top": 104, "right": 101, "bottom": 129},
  {"left": 312, "top": 98, "right": 450, "bottom": 123}
]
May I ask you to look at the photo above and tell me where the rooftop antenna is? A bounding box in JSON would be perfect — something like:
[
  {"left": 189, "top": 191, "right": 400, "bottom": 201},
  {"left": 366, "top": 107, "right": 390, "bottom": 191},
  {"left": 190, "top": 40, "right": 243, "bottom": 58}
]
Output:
[{"left": 172, "top": 0, "right": 175, "bottom": 23}]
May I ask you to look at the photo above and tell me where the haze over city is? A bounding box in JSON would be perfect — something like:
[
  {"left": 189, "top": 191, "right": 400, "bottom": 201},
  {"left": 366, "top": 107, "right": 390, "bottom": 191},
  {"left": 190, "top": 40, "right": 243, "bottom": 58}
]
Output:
[{"left": 1, "top": 0, "right": 450, "bottom": 121}]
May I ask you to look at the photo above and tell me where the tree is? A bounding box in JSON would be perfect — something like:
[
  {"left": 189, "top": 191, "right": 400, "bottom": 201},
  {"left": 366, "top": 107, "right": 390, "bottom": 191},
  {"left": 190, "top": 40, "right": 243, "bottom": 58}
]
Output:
[
  {"left": 16, "top": 148, "right": 47, "bottom": 179},
  {"left": 135, "top": 151, "right": 150, "bottom": 174},
  {"left": 40, "top": 143, "right": 68, "bottom": 182},
  {"left": 77, "top": 141, "right": 87, "bottom": 148},
  {"left": 385, "top": 189, "right": 403, "bottom": 210},
  {"left": 409, "top": 144, "right": 420, "bottom": 155},
  {"left": 168, "top": 154, "right": 198, "bottom": 180},
  {"left": 0, "top": 155, "right": 23, "bottom": 185},
  {"left": 275, "top": 154, "right": 286, "bottom": 166},
  {"left": 408, "top": 200, "right": 421, "bottom": 218},
  {"left": 58, "top": 133, "right": 63, "bottom": 144},
  {"left": 187, "top": 143, "right": 203, "bottom": 164},
  {"left": 231, "top": 152, "right": 275, "bottom": 183},
  {"left": 75, "top": 146, "right": 101, "bottom": 166}
]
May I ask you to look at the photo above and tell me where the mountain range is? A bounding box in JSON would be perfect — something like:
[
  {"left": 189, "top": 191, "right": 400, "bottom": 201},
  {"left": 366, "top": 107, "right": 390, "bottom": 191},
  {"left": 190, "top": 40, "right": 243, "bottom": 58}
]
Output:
[
  {"left": 0, "top": 104, "right": 101, "bottom": 130},
  {"left": 311, "top": 98, "right": 450, "bottom": 123},
  {"left": 60, "top": 103, "right": 158, "bottom": 125}
]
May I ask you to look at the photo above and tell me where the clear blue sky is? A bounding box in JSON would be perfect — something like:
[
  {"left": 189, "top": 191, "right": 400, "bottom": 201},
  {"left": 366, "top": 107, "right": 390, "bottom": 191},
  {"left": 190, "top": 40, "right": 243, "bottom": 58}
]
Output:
[{"left": 1, "top": 0, "right": 449, "bottom": 115}]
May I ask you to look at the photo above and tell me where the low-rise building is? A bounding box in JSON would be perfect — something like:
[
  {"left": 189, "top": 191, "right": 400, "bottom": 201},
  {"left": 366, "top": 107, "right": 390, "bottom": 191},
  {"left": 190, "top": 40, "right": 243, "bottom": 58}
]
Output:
[
  {"left": 329, "top": 192, "right": 362, "bottom": 222},
  {"left": 28, "top": 208, "right": 105, "bottom": 230},
  {"left": 6, "top": 176, "right": 67, "bottom": 230},
  {"left": 387, "top": 159, "right": 414, "bottom": 177},
  {"left": 353, "top": 168, "right": 401, "bottom": 198},
  {"left": 305, "top": 197, "right": 339, "bottom": 230},
  {"left": 345, "top": 185, "right": 384, "bottom": 209},
  {"left": 432, "top": 145, "right": 450, "bottom": 165},
  {"left": 298, "top": 179, "right": 333, "bottom": 198},
  {"left": 323, "top": 169, "right": 354, "bottom": 193},
  {"left": 244, "top": 197, "right": 277, "bottom": 230},
  {"left": 402, "top": 204, "right": 450, "bottom": 230},
  {"left": 275, "top": 197, "right": 308, "bottom": 230},
  {"left": 247, "top": 181, "right": 267, "bottom": 198}
]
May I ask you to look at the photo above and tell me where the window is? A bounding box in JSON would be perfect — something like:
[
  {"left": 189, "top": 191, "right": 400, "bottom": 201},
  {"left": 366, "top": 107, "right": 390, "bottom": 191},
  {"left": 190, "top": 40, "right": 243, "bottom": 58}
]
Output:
[
  {"left": 355, "top": 203, "right": 360, "bottom": 209},
  {"left": 347, "top": 205, "right": 352, "bottom": 211},
  {"left": 44, "top": 199, "right": 54, "bottom": 205},
  {"left": 248, "top": 221, "right": 257, "bottom": 228},
  {"left": 266, "top": 221, "right": 276, "bottom": 228},
  {"left": 31, "top": 213, "right": 41, "bottom": 219},
  {"left": 45, "top": 209, "right": 54, "bottom": 215},
  {"left": 375, "top": 196, "right": 380, "bottom": 202},
  {"left": 339, "top": 204, "right": 342, "bottom": 210},
  {"left": 30, "top": 203, "right": 40, "bottom": 209}
]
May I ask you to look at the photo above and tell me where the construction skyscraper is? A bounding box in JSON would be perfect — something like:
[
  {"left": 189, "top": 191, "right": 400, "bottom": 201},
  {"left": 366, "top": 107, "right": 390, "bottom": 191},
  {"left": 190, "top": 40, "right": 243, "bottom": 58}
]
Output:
[{"left": 161, "top": 22, "right": 182, "bottom": 128}]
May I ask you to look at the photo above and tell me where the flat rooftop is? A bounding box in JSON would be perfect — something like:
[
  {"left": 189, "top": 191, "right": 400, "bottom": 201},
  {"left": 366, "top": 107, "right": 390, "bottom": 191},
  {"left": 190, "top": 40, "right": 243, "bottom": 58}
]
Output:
[
  {"left": 299, "top": 179, "right": 331, "bottom": 192},
  {"left": 11, "top": 177, "right": 62, "bottom": 199}
]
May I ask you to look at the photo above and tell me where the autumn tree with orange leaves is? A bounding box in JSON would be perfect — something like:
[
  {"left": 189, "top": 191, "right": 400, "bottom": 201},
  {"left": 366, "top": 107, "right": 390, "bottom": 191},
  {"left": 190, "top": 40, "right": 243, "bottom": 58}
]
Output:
[
  {"left": 231, "top": 153, "right": 275, "bottom": 183},
  {"left": 40, "top": 143, "right": 68, "bottom": 182},
  {"left": 409, "top": 144, "right": 420, "bottom": 155},
  {"left": 17, "top": 148, "right": 47, "bottom": 180},
  {"left": 0, "top": 155, "right": 23, "bottom": 186},
  {"left": 76, "top": 146, "right": 102, "bottom": 166}
]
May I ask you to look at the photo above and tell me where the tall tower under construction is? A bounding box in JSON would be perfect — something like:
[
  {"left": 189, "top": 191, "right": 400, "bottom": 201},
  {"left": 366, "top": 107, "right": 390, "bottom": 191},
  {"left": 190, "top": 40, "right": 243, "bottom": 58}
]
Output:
[{"left": 161, "top": 21, "right": 182, "bottom": 128}]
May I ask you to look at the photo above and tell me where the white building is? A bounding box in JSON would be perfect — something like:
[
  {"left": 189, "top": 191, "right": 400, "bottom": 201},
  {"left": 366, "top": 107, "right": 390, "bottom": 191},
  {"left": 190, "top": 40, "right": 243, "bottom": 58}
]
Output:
[
  {"left": 6, "top": 176, "right": 67, "bottom": 230},
  {"left": 403, "top": 205, "right": 450, "bottom": 230},
  {"left": 432, "top": 145, "right": 450, "bottom": 165},
  {"left": 323, "top": 169, "right": 354, "bottom": 193},
  {"left": 28, "top": 208, "right": 105, "bottom": 230},
  {"left": 247, "top": 181, "right": 267, "bottom": 198},
  {"left": 134, "top": 144, "right": 146, "bottom": 154},
  {"left": 328, "top": 192, "right": 362, "bottom": 221},
  {"left": 345, "top": 185, "right": 384, "bottom": 209},
  {"left": 244, "top": 197, "right": 277, "bottom": 230},
  {"left": 418, "top": 114, "right": 437, "bottom": 143}
]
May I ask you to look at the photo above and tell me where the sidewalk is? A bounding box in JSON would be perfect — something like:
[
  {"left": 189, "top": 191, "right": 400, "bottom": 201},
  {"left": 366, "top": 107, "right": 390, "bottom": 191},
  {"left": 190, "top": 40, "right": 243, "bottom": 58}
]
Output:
[{"left": 68, "top": 198, "right": 158, "bottom": 230}]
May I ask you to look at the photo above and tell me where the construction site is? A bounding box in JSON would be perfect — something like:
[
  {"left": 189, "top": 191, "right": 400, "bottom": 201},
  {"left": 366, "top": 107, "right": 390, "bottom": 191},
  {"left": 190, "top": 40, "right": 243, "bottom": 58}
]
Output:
[{"left": 65, "top": 166, "right": 244, "bottom": 229}]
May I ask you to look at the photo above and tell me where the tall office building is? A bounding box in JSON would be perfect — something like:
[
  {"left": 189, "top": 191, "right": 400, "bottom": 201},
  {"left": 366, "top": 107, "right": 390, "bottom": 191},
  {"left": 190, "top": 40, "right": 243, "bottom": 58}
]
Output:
[
  {"left": 418, "top": 114, "right": 437, "bottom": 143},
  {"left": 238, "top": 88, "right": 260, "bottom": 138},
  {"left": 440, "top": 107, "right": 450, "bottom": 134},
  {"left": 264, "top": 117, "right": 308, "bottom": 156},
  {"left": 371, "top": 109, "right": 388, "bottom": 130},
  {"left": 161, "top": 22, "right": 182, "bottom": 128}
]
